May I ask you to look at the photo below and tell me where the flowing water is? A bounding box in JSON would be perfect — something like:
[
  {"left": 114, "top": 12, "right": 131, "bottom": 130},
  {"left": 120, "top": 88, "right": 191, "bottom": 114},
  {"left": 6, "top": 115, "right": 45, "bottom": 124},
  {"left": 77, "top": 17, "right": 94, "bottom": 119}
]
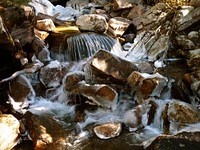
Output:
[
  {"left": 12, "top": 33, "right": 200, "bottom": 150},
  {"left": 51, "top": 33, "right": 123, "bottom": 62}
]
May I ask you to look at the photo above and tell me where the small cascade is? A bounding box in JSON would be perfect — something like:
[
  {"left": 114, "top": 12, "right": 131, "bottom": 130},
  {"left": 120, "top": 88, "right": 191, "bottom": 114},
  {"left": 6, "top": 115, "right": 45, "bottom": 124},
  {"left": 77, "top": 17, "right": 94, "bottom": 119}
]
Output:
[{"left": 58, "top": 33, "right": 123, "bottom": 61}]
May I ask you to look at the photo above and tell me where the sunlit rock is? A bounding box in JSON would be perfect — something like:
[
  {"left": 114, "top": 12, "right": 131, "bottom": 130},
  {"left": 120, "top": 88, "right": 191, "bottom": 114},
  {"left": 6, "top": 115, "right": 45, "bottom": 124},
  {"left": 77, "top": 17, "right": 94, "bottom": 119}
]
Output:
[
  {"left": 24, "top": 111, "right": 69, "bottom": 149},
  {"left": 0, "top": 114, "right": 20, "bottom": 150},
  {"left": 65, "top": 80, "right": 118, "bottom": 109},
  {"left": 36, "top": 19, "right": 56, "bottom": 32},
  {"left": 127, "top": 71, "right": 168, "bottom": 100},
  {"left": 93, "top": 122, "right": 122, "bottom": 139},
  {"left": 76, "top": 14, "right": 108, "bottom": 33},
  {"left": 113, "top": 0, "right": 136, "bottom": 10},
  {"left": 39, "top": 60, "right": 63, "bottom": 88},
  {"left": 90, "top": 50, "right": 138, "bottom": 84},
  {"left": 168, "top": 100, "right": 200, "bottom": 132},
  {"left": 9, "top": 74, "right": 35, "bottom": 109},
  {"left": 34, "top": 28, "right": 49, "bottom": 41},
  {"left": 108, "top": 17, "right": 132, "bottom": 37}
]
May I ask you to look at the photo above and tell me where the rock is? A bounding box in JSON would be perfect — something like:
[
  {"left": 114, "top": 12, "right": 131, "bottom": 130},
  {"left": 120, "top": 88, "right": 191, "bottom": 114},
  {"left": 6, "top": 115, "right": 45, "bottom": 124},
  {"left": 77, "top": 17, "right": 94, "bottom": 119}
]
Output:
[
  {"left": 0, "top": 114, "right": 20, "bottom": 150},
  {"left": 133, "top": 2, "right": 167, "bottom": 31},
  {"left": 36, "top": 19, "right": 56, "bottom": 32},
  {"left": 90, "top": 50, "right": 138, "bottom": 84},
  {"left": 64, "top": 79, "right": 118, "bottom": 109},
  {"left": 127, "top": 4, "right": 145, "bottom": 20},
  {"left": 34, "top": 28, "right": 49, "bottom": 41},
  {"left": 147, "top": 34, "right": 170, "bottom": 61},
  {"left": 168, "top": 100, "right": 200, "bottom": 132},
  {"left": 108, "top": 17, "right": 132, "bottom": 37},
  {"left": 146, "top": 132, "right": 200, "bottom": 150},
  {"left": 31, "top": 35, "right": 51, "bottom": 62},
  {"left": 188, "top": 49, "right": 200, "bottom": 70},
  {"left": 76, "top": 14, "right": 108, "bottom": 33},
  {"left": 39, "top": 60, "right": 63, "bottom": 88},
  {"left": 64, "top": 71, "right": 85, "bottom": 91},
  {"left": 113, "top": 0, "right": 137, "bottom": 10},
  {"left": 124, "top": 99, "right": 200, "bottom": 134},
  {"left": 93, "top": 122, "right": 122, "bottom": 139},
  {"left": 24, "top": 111, "right": 69, "bottom": 149},
  {"left": 174, "top": 5, "right": 200, "bottom": 32},
  {"left": 127, "top": 71, "right": 168, "bottom": 100},
  {"left": 175, "top": 35, "right": 196, "bottom": 50},
  {"left": 9, "top": 74, "right": 35, "bottom": 109}
]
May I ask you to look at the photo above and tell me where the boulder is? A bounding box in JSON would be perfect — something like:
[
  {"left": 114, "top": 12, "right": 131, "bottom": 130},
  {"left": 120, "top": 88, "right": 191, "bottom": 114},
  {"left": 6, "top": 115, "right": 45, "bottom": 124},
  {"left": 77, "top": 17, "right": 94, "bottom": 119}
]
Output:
[
  {"left": 89, "top": 50, "right": 138, "bottom": 84},
  {"left": 173, "top": 5, "right": 200, "bottom": 32},
  {"left": 39, "top": 60, "right": 63, "bottom": 88},
  {"left": 108, "top": 17, "right": 132, "bottom": 37},
  {"left": 127, "top": 71, "right": 168, "bottom": 100},
  {"left": 93, "top": 122, "right": 122, "bottom": 139},
  {"left": 9, "top": 74, "right": 35, "bottom": 109},
  {"left": 35, "top": 19, "right": 56, "bottom": 32},
  {"left": 64, "top": 80, "right": 118, "bottom": 109},
  {"left": 113, "top": 0, "right": 136, "bottom": 10},
  {"left": 0, "top": 114, "right": 20, "bottom": 150},
  {"left": 76, "top": 14, "right": 108, "bottom": 33},
  {"left": 146, "top": 132, "right": 200, "bottom": 150},
  {"left": 24, "top": 111, "right": 70, "bottom": 149}
]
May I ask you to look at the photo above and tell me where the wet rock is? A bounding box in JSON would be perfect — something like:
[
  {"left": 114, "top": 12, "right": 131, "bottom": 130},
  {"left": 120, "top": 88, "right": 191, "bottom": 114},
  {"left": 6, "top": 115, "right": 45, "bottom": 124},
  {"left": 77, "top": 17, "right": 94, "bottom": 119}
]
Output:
[
  {"left": 147, "top": 34, "right": 170, "bottom": 61},
  {"left": 64, "top": 71, "right": 85, "bottom": 91},
  {"left": 90, "top": 50, "right": 138, "bottom": 84},
  {"left": 127, "top": 71, "right": 168, "bottom": 100},
  {"left": 35, "top": 19, "right": 56, "bottom": 32},
  {"left": 65, "top": 80, "right": 118, "bottom": 109},
  {"left": 175, "top": 35, "right": 196, "bottom": 50},
  {"left": 146, "top": 131, "right": 200, "bottom": 150},
  {"left": 31, "top": 35, "right": 51, "bottom": 62},
  {"left": 108, "top": 17, "right": 132, "bottom": 37},
  {"left": 0, "top": 114, "right": 20, "bottom": 150},
  {"left": 138, "top": 62, "right": 154, "bottom": 73},
  {"left": 39, "top": 60, "right": 63, "bottom": 88},
  {"left": 76, "top": 14, "right": 108, "bottom": 33},
  {"left": 168, "top": 100, "right": 200, "bottom": 132},
  {"left": 93, "top": 122, "right": 122, "bottom": 139},
  {"left": 173, "top": 5, "right": 200, "bottom": 32},
  {"left": 9, "top": 74, "right": 35, "bottom": 109},
  {"left": 124, "top": 99, "right": 200, "bottom": 134},
  {"left": 24, "top": 111, "right": 69, "bottom": 150}
]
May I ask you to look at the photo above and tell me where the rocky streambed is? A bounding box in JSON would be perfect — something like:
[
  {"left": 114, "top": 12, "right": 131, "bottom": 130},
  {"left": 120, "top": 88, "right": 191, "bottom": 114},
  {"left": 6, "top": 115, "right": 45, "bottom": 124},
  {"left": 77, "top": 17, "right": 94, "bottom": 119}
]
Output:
[{"left": 0, "top": 0, "right": 200, "bottom": 149}]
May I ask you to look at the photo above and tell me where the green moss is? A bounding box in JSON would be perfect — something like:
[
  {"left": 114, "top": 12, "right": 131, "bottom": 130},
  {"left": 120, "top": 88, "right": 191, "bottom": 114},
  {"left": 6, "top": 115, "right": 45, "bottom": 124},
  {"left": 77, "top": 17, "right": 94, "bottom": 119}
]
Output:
[{"left": 0, "top": 0, "right": 31, "bottom": 7}]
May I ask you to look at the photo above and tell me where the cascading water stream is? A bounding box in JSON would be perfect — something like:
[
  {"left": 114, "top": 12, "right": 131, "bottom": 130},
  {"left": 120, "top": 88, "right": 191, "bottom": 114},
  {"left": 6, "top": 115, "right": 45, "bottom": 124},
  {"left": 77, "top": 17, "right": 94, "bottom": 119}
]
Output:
[
  {"left": 12, "top": 31, "right": 200, "bottom": 150},
  {"left": 51, "top": 32, "right": 123, "bottom": 62}
]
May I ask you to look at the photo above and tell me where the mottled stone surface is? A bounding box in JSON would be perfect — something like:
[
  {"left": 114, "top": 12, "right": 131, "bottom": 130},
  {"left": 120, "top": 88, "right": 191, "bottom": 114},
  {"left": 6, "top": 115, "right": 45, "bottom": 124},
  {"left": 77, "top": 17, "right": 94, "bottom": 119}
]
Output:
[{"left": 0, "top": 114, "right": 20, "bottom": 150}]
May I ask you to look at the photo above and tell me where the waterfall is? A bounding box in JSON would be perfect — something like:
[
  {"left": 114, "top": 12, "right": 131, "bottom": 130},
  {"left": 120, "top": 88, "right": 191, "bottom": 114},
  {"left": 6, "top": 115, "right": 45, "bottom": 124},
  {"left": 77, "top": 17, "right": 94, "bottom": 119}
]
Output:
[{"left": 54, "top": 33, "right": 123, "bottom": 62}]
